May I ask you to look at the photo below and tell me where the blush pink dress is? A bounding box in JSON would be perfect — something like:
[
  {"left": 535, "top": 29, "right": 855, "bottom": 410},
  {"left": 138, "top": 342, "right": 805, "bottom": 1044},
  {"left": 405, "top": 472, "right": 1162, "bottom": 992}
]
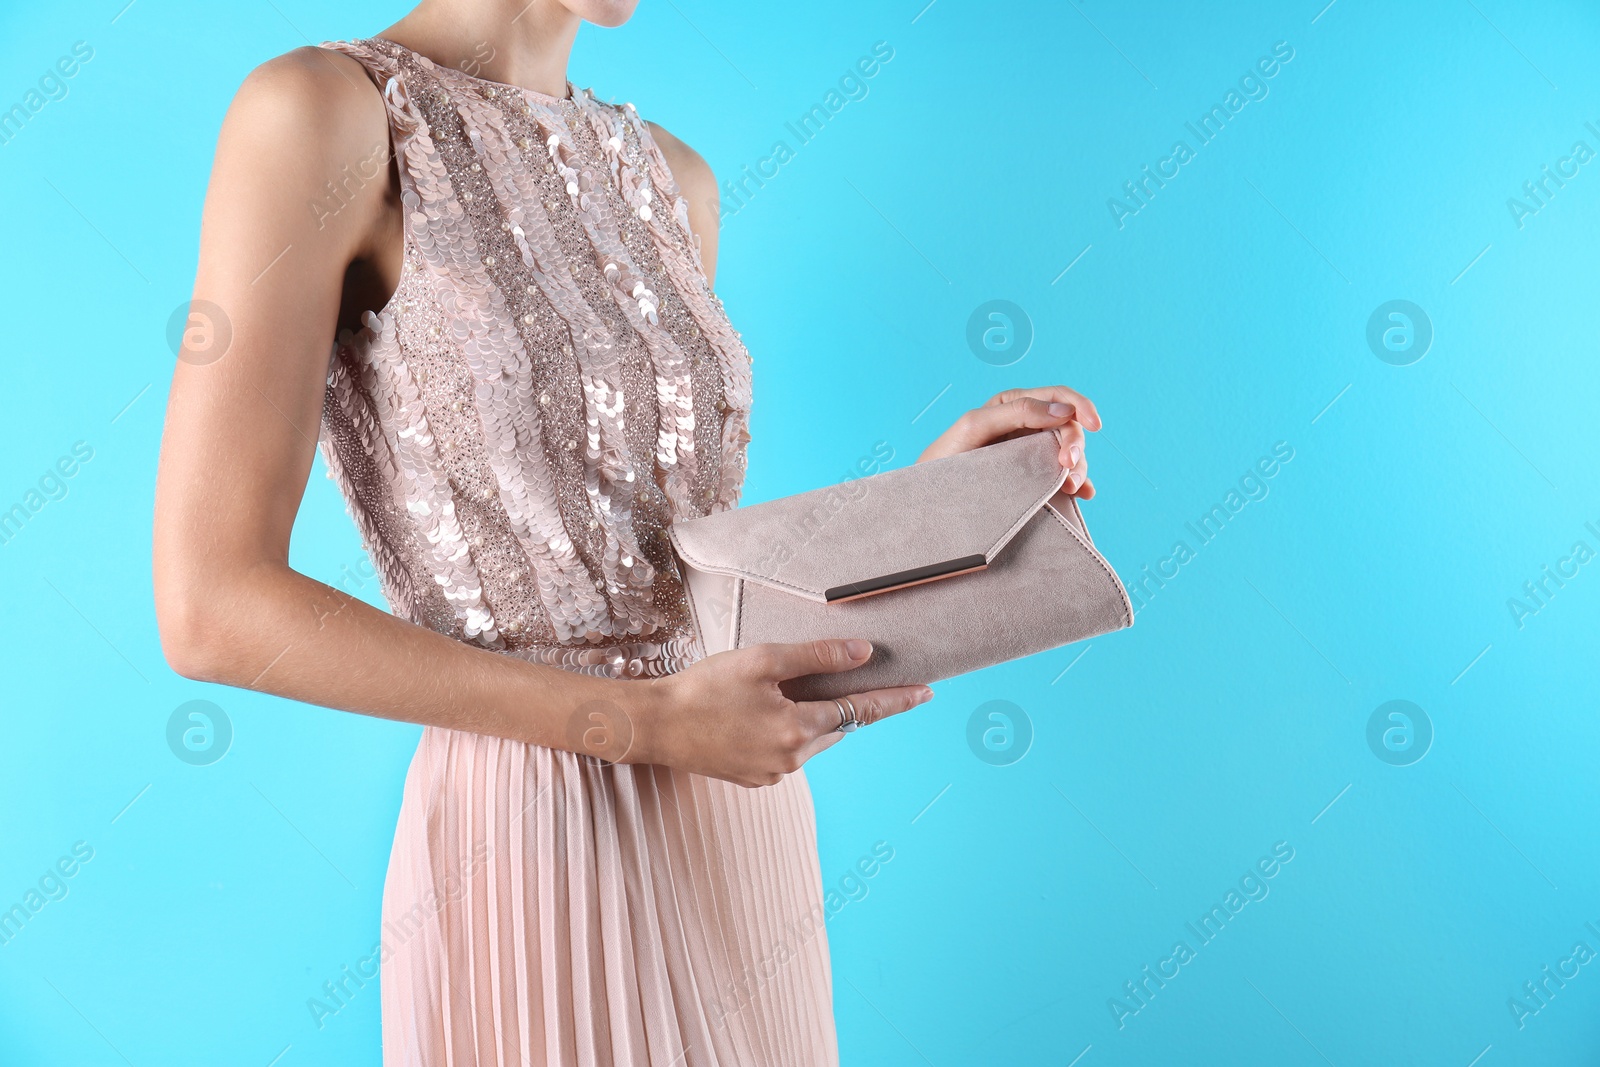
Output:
[{"left": 317, "top": 38, "right": 838, "bottom": 1065}]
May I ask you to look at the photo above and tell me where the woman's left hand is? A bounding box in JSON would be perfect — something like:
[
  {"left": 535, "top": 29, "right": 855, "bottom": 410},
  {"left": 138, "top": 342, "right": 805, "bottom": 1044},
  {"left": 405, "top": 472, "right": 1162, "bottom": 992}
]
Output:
[{"left": 917, "top": 386, "right": 1101, "bottom": 498}]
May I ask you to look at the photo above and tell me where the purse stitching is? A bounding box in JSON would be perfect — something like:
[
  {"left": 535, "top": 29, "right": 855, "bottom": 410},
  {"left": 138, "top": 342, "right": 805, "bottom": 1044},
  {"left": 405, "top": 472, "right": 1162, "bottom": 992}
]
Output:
[
  {"left": 985, "top": 466, "right": 1071, "bottom": 563},
  {"left": 733, "top": 577, "right": 745, "bottom": 647},
  {"left": 1062, "top": 494, "right": 1096, "bottom": 548},
  {"left": 669, "top": 529, "right": 828, "bottom": 599},
  {"left": 1043, "top": 502, "right": 1135, "bottom": 628}
]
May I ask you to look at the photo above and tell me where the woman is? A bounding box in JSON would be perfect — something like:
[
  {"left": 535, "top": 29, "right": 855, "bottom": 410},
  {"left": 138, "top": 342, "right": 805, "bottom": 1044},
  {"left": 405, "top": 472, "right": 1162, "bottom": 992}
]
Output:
[{"left": 153, "top": 0, "right": 1099, "bottom": 1061}]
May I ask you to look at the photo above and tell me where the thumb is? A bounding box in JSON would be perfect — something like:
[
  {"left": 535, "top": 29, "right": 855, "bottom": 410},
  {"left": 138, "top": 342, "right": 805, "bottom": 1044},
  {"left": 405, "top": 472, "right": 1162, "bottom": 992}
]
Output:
[{"left": 750, "top": 638, "right": 873, "bottom": 681}]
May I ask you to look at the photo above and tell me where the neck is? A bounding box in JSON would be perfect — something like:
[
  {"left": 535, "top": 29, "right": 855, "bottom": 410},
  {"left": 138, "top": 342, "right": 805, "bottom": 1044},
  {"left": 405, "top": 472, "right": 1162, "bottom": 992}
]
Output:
[{"left": 380, "top": 0, "right": 580, "bottom": 96}]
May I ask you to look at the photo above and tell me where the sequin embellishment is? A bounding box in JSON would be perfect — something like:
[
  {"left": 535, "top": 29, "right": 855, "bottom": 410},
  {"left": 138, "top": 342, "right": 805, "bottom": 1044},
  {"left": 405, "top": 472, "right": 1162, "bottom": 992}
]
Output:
[{"left": 318, "top": 38, "right": 749, "bottom": 677}]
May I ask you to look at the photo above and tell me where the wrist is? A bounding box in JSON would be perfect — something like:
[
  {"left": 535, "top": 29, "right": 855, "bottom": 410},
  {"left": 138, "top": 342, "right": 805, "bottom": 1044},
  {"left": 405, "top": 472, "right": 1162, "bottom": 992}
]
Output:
[{"left": 612, "top": 673, "right": 677, "bottom": 768}]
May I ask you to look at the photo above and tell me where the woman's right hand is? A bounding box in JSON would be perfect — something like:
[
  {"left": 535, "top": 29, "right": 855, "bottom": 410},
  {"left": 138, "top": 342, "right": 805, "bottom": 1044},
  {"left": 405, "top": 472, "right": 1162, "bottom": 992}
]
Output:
[{"left": 605, "top": 640, "right": 932, "bottom": 787}]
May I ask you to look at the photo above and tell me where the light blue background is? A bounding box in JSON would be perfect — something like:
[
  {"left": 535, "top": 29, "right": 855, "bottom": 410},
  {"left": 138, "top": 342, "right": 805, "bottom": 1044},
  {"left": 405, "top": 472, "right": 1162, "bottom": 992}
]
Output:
[{"left": 3, "top": 0, "right": 1599, "bottom": 1063}]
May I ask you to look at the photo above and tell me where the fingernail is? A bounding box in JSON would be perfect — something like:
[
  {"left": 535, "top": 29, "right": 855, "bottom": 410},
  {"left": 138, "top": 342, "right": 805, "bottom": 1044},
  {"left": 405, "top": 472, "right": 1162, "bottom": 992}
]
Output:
[
  {"left": 1048, "top": 402, "right": 1073, "bottom": 418},
  {"left": 845, "top": 639, "right": 872, "bottom": 660},
  {"left": 917, "top": 686, "right": 934, "bottom": 703},
  {"left": 1069, "top": 445, "right": 1082, "bottom": 468}
]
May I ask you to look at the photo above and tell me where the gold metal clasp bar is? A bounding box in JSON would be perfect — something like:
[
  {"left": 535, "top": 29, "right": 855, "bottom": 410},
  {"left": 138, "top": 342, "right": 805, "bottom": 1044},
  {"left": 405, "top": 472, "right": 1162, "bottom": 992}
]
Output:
[{"left": 824, "top": 554, "right": 988, "bottom": 603}]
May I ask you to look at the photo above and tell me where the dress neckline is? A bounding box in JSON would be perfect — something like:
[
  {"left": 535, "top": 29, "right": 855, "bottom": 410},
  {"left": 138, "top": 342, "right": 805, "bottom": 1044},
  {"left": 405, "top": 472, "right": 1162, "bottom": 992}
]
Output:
[{"left": 368, "top": 36, "right": 576, "bottom": 104}]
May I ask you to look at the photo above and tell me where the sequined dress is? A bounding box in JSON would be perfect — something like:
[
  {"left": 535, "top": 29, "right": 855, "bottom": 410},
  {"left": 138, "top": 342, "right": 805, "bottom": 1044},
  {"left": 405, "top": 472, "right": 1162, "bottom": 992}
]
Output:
[{"left": 316, "top": 38, "right": 837, "bottom": 1065}]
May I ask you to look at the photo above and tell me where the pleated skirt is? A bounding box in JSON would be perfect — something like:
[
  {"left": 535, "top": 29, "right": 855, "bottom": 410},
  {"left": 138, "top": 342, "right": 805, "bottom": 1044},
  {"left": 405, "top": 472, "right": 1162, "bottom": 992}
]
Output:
[{"left": 378, "top": 726, "right": 839, "bottom": 1066}]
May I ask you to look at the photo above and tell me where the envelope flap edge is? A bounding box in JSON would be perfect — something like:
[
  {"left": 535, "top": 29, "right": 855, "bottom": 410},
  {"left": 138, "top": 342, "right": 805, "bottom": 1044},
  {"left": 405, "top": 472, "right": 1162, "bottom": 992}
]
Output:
[{"left": 668, "top": 431, "right": 1068, "bottom": 601}]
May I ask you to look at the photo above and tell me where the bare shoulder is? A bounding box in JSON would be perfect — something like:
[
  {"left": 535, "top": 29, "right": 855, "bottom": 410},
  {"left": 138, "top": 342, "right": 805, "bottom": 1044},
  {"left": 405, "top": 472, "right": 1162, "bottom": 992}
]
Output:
[
  {"left": 225, "top": 46, "right": 385, "bottom": 157},
  {"left": 645, "top": 121, "right": 721, "bottom": 281},
  {"left": 646, "top": 122, "right": 714, "bottom": 203},
  {"left": 214, "top": 47, "right": 391, "bottom": 238},
  {"left": 204, "top": 46, "right": 395, "bottom": 275}
]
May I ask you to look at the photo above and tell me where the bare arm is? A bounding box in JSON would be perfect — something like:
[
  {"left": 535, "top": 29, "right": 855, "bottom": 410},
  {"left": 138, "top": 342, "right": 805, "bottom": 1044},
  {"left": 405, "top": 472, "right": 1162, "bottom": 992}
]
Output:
[
  {"left": 648, "top": 121, "right": 719, "bottom": 283},
  {"left": 153, "top": 50, "right": 927, "bottom": 786}
]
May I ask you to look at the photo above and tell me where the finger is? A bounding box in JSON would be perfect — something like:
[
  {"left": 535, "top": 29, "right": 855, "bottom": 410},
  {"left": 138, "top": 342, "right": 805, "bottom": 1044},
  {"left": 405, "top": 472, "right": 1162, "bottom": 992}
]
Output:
[
  {"left": 937, "top": 397, "right": 1077, "bottom": 455},
  {"left": 792, "top": 686, "right": 933, "bottom": 764},
  {"left": 749, "top": 638, "right": 874, "bottom": 681},
  {"left": 988, "top": 387, "right": 1102, "bottom": 431},
  {"left": 1057, "top": 420, "right": 1086, "bottom": 479},
  {"left": 797, "top": 685, "right": 933, "bottom": 739},
  {"left": 1065, "top": 456, "right": 1089, "bottom": 495},
  {"left": 986, "top": 386, "right": 1101, "bottom": 431},
  {"left": 1074, "top": 476, "right": 1096, "bottom": 499}
]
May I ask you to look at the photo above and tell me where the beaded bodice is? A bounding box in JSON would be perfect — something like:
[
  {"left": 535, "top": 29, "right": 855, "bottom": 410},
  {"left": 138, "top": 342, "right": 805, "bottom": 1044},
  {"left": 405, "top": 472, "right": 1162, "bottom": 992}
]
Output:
[{"left": 317, "top": 38, "right": 751, "bottom": 678}]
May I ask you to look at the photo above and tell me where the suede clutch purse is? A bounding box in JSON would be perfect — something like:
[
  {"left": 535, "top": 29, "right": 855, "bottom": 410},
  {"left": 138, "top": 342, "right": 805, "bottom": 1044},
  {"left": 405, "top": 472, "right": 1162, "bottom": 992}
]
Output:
[{"left": 667, "top": 429, "right": 1134, "bottom": 701}]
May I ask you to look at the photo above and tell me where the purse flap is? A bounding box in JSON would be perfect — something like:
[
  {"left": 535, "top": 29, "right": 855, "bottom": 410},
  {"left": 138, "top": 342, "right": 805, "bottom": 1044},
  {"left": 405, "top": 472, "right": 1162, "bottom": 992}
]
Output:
[{"left": 668, "top": 430, "right": 1068, "bottom": 603}]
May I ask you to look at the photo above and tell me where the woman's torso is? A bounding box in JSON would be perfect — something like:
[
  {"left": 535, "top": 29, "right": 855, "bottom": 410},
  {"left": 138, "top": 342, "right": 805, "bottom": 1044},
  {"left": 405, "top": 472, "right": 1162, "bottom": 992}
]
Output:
[{"left": 317, "top": 37, "right": 751, "bottom": 678}]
